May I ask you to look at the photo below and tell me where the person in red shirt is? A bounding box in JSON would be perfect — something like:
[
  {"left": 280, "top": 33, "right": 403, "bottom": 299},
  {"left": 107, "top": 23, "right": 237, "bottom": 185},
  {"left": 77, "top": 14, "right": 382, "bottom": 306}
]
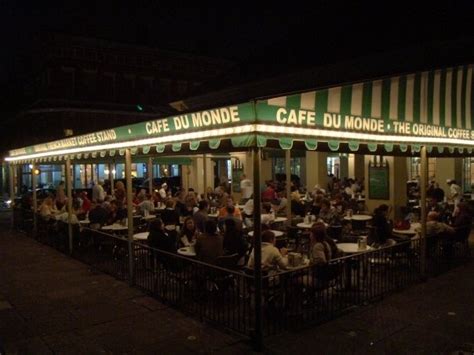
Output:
[
  {"left": 261, "top": 181, "right": 277, "bottom": 202},
  {"left": 81, "top": 191, "right": 92, "bottom": 214}
]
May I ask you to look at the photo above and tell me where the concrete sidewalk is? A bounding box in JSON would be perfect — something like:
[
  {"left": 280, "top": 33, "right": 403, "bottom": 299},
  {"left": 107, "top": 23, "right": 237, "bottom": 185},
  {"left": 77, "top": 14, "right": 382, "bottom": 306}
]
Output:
[
  {"left": 0, "top": 223, "right": 250, "bottom": 354},
  {"left": 1, "top": 214, "right": 473, "bottom": 354}
]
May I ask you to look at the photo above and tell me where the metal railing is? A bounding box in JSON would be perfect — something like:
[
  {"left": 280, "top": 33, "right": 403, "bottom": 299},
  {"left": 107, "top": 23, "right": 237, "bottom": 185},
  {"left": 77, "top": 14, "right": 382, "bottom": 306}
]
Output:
[
  {"left": 133, "top": 243, "right": 255, "bottom": 336},
  {"left": 261, "top": 238, "right": 422, "bottom": 335},
  {"left": 11, "top": 208, "right": 472, "bottom": 346},
  {"left": 72, "top": 228, "right": 130, "bottom": 281}
]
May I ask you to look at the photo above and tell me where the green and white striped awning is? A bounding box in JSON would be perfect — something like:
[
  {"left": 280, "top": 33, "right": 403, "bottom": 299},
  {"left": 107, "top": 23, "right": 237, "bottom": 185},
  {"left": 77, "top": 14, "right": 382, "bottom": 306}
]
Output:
[
  {"left": 262, "top": 65, "right": 473, "bottom": 130},
  {"left": 6, "top": 64, "right": 474, "bottom": 164}
]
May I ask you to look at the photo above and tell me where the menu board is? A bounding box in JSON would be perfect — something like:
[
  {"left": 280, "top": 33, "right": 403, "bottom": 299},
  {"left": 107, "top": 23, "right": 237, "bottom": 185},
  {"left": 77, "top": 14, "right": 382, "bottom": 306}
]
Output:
[{"left": 369, "top": 164, "right": 389, "bottom": 200}]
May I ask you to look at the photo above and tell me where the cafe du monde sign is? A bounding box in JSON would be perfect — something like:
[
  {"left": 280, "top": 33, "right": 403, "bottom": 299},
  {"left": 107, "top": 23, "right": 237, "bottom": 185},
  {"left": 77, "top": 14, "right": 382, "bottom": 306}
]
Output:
[
  {"left": 9, "top": 102, "right": 474, "bottom": 157},
  {"left": 271, "top": 106, "right": 474, "bottom": 140}
]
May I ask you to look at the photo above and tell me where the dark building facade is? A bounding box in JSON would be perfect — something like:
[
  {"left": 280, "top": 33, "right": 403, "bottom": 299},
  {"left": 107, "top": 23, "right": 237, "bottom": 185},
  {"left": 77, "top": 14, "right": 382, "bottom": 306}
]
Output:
[{"left": 3, "top": 32, "right": 234, "bottom": 153}]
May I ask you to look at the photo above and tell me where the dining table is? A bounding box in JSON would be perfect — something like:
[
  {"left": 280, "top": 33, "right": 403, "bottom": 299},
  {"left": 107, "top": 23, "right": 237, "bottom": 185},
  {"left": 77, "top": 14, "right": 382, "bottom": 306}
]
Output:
[
  {"left": 248, "top": 229, "right": 284, "bottom": 238},
  {"left": 177, "top": 246, "right": 196, "bottom": 256},
  {"left": 336, "top": 242, "right": 374, "bottom": 291}
]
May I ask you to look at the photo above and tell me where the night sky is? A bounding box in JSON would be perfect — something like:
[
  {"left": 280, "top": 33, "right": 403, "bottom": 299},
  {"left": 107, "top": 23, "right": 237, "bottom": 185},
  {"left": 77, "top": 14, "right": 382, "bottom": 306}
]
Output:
[{"left": 0, "top": 1, "right": 473, "bottom": 105}]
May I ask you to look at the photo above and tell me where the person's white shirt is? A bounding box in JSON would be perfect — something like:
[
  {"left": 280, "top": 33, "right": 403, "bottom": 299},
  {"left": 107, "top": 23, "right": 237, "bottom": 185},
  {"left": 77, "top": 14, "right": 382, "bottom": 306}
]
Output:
[
  {"left": 247, "top": 242, "right": 287, "bottom": 270},
  {"left": 159, "top": 187, "right": 167, "bottom": 199},
  {"left": 243, "top": 199, "right": 254, "bottom": 215},
  {"left": 92, "top": 183, "right": 106, "bottom": 202},
  {"left": 240, "top": 178, "right": 253, "bottom": 199},
  {"left": 261, "top": 212, "right": 275, "bottom": 225}
]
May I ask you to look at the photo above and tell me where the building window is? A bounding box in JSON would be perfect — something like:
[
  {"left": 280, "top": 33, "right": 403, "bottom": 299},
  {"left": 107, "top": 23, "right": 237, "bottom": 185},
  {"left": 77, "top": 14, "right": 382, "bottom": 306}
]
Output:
[
  {"left": 463, "top": 158, "right": 474, "bottom": 192},
  {"left": 272, "top": 157, "right": 302, "bottom": 178},
  {"left": 409, "top": 157, "right": 436, "bottom": 181}
]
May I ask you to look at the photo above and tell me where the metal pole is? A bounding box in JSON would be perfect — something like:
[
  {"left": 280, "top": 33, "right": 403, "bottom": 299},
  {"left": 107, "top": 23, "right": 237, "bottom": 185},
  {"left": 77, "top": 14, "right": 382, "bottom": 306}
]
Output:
[
  {"left": 110, "top": 162, "right": 115, "bottom": 197},
  {"left": 9, "top": 164, "right": 15, "bottom": 229},
  {"left": 285, "top": 149, "right": 292, "bottom": 222},
  {"left": 65, "top": 158, "right": 73, "bottom": 254},
  {"left": 32, "top": 164, "right": 38, "bottom": 237},
  {"left": 252, "top": 147, "right": 263, "bottom": 351},
  {"left": 203, "top": 154, "right": 208, "bottom": 200},
  {"left": 420, "top": 146, "right": 428, "bottom": 278},
  {"left": 148, "top": 157, "right": 153, "bottom": 195},
  {"left": 125, "top": 148, "right": 135, "bottom": 285}
]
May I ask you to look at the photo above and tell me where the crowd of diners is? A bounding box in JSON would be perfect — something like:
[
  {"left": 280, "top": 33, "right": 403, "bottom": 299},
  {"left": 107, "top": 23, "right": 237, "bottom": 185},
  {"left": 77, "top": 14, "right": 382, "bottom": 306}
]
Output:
[{"left": 30, "top": 172, "right": 472, "bottom": 273}]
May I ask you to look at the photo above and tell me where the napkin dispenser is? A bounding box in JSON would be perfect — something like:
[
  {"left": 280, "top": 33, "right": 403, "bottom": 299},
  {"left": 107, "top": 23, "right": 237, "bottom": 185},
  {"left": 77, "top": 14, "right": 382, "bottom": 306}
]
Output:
[{"left": 288, "top": 252, "right": 303, "bottom": 267}]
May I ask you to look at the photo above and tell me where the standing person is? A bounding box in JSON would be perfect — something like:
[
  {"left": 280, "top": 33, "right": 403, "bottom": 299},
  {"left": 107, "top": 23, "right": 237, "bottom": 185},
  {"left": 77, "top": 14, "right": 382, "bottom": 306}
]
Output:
[
  {"left": 158, "top": 183, "right": 168, "bottom": 200},
  {"left": 92, "top": 180, "right": 106, "bottom": 202},
  {"left": 447, "top": 179, "right": 461, "bottom": 209},
  {"left": 114, "top": 181, "right": 126, "bottom": 204},
  {"left": 240, "top": 174, "right": 253, "bottom": 203}
]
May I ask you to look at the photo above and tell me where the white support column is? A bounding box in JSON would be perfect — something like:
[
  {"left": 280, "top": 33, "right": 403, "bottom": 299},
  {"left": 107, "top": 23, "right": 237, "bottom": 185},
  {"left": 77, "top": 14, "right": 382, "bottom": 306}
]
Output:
[
  {"left": 125, "top": 149, "right": 135, "bottom": 285},
  {"left": 148, "top": 157, "right": 153, "bottom": 195},
  {"left": 285, "top": 149, "right": 292, "bottom": 221},
  {"left": 65, "top": 158, "right": 73, "bottom": 254},
  {"left": 9, "top": 164, "right": 15, "bottom": 228},
  {"left": 252, "top": 147, "right": 263, "bottom": 351},
  {"left": 32, "top": 164, "right": 38, "bottom": 237},
  {"left": 420, "top": 146, "right": 428, "bottom": 278},
  {"left": 203, "top": 154, "right": 208, "bottom": 200},
  {"left": 109, "top": 162, "right": 115, "bottom": 197}
]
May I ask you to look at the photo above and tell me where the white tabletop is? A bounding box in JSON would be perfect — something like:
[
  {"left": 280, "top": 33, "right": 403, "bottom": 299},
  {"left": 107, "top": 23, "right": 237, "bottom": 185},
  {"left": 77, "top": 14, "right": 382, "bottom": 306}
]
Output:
[
  {"left": 271, "top": 217, "right": 288, "bottom": 223},
  {"left": 101, "top": 224, "right": 128, "bottom": 231},
  {"left": 177, "top": 246, "right": 196, "bottom": 256},
  {"left": 297, "top": 222, "right": 313, "bottom": 229},
  {"left": 248, "top": 230, "right": 284, "bottom": 237},
  {"left": 141, "top": 214, "right": 156, "bottom": 220},
  {"left": 337, "top": 243, "right": 373, "bottom": 254},
  {"left": 343, "top": 215, "right": 373, "bottom": 221},
  {"left": 133, "top": 232, "right": 149, "bottom": 241},
  {"left": 79, "top": 219, "right": 90, "bottom": 225},
  {"left": 393, "top": 222, "right": 421, "bottom": 235}
]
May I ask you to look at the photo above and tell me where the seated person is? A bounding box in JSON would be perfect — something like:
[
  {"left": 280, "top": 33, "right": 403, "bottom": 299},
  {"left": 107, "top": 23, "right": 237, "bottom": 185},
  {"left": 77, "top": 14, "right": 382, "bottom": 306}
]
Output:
[
  {"left": 272, "top": 191, "right": 287, "bottom": 215},
  {"left": 195, "top": 220, "right": 224, "bottom": 264},
  {"left": 318, "top": 199, "right": 340, "bottom": 226},
  {"left": 218, "top": 206, "right": 243, "bottom": 231},
  {"left": 179, "top": 217, "right": 199, "bottom": 247},
  {"left": 417, "top": 211, "right": 455, "bottom": 238},
  {"left": 39, "top": 196, "right": 58, "bottom": 221},
  {"left": 218, "top": 196, "right": 242, "bottom": 219},
  {"left": 107, "top": 200, "right": 127, "bottom": 225},
  {"left": 223, "top": 218, "right": 247, "bottom": 258},
  {"left": 309, "top": 222, "right": 333, "bottom": 264},
  {"left": 192, "top": 200, "right": 209, "bottom": 233},
  {"left": 88, "top": 201, "right": 108, "bottom": 228},
  {"left": 372, "top": 204, "right": 394, "bottom": 247},
  {"left": 160, "top": 199, "right": 180, "bottom": 227},
  {"left": 138, "top": 194, "right": 155, "bottom": 216},
  {"left": 333, "top": 193, "right": 348, "bottom": 215},
  {"left": 247, "top": 230, "right": 288, "bottom": 271},
  {"left": 147, "top": 218, "right": 177, "bottom": 253},
  {"left": 260, "top": 202, "right": 275, "bottom": 226}
]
